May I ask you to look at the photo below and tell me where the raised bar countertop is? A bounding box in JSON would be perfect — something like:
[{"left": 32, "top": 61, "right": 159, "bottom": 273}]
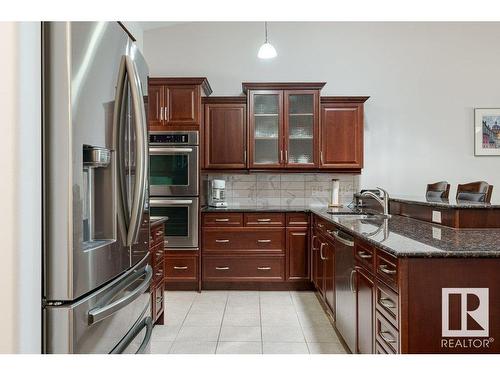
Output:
[
  {"left": 389, "top": 195, "right": 500, "bottom": 209},
  {"left": 201, "top": 205, "right": 500, "bottom": 258}
]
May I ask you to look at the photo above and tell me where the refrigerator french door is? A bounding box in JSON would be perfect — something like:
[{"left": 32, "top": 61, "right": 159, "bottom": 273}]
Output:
[{"left": 43, "top": 22, "right": 151, "bottom": 353}]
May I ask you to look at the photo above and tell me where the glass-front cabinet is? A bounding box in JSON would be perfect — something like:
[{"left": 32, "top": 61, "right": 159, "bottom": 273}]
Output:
[
  {"left": 285, "top": 91, "right": 318, "bottom": 167},
  {"left": 246, "top": 84, "right": 321, "bottom": 169}
]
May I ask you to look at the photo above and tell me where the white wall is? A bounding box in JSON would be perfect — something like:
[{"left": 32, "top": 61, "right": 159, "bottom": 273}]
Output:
[
  {"left": 144, "top": 22, "right": 500, "bottom": 198},
  {"left": 0, "top": 22, "right": 41, "bottom": 353},
  {"left": 122, "top": 22, "right": 144, "bottom": 51}
]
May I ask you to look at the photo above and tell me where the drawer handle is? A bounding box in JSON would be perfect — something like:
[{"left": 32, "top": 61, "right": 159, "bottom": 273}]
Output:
[
  {"left": 215, "top": 218, "right": 230, "bottom": 222},
  {"left": 216, "top": 266, "right": 229, "bottom": 270},
  {"left": 257, "top": 218, "right": 272, "bottom": 222},
  {"left": 380, "top": 331, "right": 397, "bottom": 344},
  {"left": 379, "top": 297, "right": 396, "bottom": 309},
  {"left": 173, "top": 266, "right": 188, "bottom": 270},
  {"left": 257, "top": 239, "right": 271, "bottom": 243},
  {"left": 357, "top": 251, "right": 372, "bottom": 259},
  {"left": 156, "top": 296, "right": 164, "bottom": 304},
  {"left": 155, "top": 271, "right": 163, "bottom": 277},
  {"left": 215, "top": 239, "right": 230, "bottom": 243},
  {"left": 257, "top": 267, "right": 271, "bottom": 270},
  {"left": 379, "top": 264, "right": 396, "bottom": 275},
  {"left": 156, "top": 231, "right": 163, "bottom": 236},
  {"left": 317, "top": 223, "right": 324, "bottom": 228},
  {"left": 156, "top": 251, "right": 163, "bottom": 257}
]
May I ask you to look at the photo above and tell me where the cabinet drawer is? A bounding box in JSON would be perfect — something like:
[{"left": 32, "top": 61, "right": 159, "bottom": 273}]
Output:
[
  {"left": 203, "top": 212, "right": 243, "bottom": 227},
  {"left": 355, "top": 240, "right": 375, "bottom": 273},
  {"left": 153, "top": 263, "right": 164, "bottom": 284},
  {"left": 244, "top": 213, "right": 285, "bottom": 227},
  {"left": 203, "top": 256, "right": 285, "bottom": 281},
  {"left": 152, "top": 280, "right": 165, "bottom": 322},
  {"left": 151, "top": 225, "right": 164, "bottom": 245},
  {"left": 165, "top": 255, "right": 198, "bottom": 281},
  {"left": 151, "top": 243, "right": 164, "bottom": 268},
  {"left": 375, "top": 250, "right": 398, "bottom": 290},
  {"left": 375, "top": 311, "right": 399, "bottom": 354},
  {"left": 202, "top": 228, "right": 284, "bottom": 254},
  {"left": 376, "top": 280, "right": 399, "bottom": 328},
  {"left": 286, "top": 212, "right": 309, "bottom": 227},
  {"left": 375, "top": 341, "right": 392, "bottom": 354}
]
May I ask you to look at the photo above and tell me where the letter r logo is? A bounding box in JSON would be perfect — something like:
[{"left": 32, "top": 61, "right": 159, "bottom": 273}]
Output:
[{"left": 442, "top": 288, "right": 489, "bottom": 337}]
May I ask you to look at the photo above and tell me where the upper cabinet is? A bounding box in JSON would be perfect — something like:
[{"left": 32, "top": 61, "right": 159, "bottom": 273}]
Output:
[
  {"left": 148, "top": 77, "right": 212, "bottom": 131},
  {"left": 320, "top": 97, "right": 369, "bottom": 170},
  {"left": 244, "top": 83, "right": 324, "bottom": 169},
  {"left": 203, "top": 97, "right": 247, "bottom": 169}
]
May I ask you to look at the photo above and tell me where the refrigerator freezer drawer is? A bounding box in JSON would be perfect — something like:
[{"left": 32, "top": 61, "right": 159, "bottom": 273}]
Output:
[{"left": 45, "top": 254, "right": 152, "bottom": 354}]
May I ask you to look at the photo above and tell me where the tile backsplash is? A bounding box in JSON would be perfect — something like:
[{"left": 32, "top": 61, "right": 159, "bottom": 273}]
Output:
[{"left": 202, "top": 173, "right": 359, "bottom": 207}]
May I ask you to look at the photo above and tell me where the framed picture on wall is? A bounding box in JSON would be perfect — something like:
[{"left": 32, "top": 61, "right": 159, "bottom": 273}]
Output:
[{"left": 475, "top": 108, "right": 500, "bottom": 156}]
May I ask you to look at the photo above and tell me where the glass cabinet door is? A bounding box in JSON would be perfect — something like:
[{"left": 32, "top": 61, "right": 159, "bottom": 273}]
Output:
[
  {"left": 251, "top": 92, "right": 283, "bottom": 166},
  {"left": 285, "top": 92, "right": 317, "bottom": 166}
]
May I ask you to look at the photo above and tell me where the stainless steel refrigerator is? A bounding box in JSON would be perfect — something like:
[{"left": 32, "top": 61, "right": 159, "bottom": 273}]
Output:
[{"left": 43, "top": 22, "right": 152, "bottom": 354}]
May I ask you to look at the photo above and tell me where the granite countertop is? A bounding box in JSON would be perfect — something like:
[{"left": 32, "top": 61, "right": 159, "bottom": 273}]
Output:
[
  {"left": 201, "top": 205, "right": 500, "bottom": 258},
  {"left": 312, "top": 208, "right": 500, "bottom": 258},
  {"left": 388, "top": 195, "right": 500, "bottom": 209}
]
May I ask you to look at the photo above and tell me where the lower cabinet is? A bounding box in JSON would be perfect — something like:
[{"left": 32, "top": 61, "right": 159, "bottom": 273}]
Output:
[
  {"left": 164, "top": 250, "right": 199, "bottom": 290},
  {"left": 286, "top": 227, "right": 309, "bottom": 280},
  {"left": 323, "top": 238, "right": 335, "bottom": 314},
  {"left": 201, "top": 212, "right": 310, "bottom": 287},
  {"left": 150, "top": 221, "right": 165, "bottom": 325},
  {"left": 356, "top": 266, "right": 374, "bottom": 354}
]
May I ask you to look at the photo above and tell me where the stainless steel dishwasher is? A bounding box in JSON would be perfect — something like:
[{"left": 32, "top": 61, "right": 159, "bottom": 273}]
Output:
[{"left": 333, "top": 229, "right": 356, "bottom": 353}]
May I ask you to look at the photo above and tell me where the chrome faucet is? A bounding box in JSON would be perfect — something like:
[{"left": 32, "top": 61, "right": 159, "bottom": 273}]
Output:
[{"left": 360, "top": 187, "right": 391, "bottom": 218}]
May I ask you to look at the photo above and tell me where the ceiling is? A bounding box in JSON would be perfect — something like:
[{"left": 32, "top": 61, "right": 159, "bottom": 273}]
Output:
[{"left": 139, "top": 22, "right": 185, "bottom": 31}]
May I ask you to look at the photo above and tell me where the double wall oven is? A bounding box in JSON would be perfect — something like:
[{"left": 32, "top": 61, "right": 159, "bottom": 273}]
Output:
[{"left": 149, "top": 131, "right": 199, "bottom": 249}]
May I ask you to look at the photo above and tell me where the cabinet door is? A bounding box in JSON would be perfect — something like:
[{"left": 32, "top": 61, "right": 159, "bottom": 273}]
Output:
[
  {"left": 204, "top": 103, "right": 247, "bottom": 169},
  {"left": 356, "top": 267, "right": 374, "bottom": 354},
  {"left": 148, "top": 84, "right": 164, "bottom": 128},
  {"left": 320, "top": 102, "right": 364, "bottom": 169},
  {"left": 324, "top": 239, "right": 335, "bottom": 314},
  {"left": 249, "top": 90, "right": 283, "bottom": 168},
  {"left": 316, "top": 236, "right": 326, "bottom": 296},
  {"left": 165, "top": 85, "right": 200, "bottom": 126},
  {"left": 284, "top": 90, "right": 318, "bottom": 168},
  {"left": 286, "top": 227, "right": 309, "bottom": 280}
]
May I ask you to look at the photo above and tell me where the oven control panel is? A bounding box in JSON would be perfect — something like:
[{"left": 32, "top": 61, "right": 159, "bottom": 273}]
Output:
[{"left": 149, "top": 131, "right": 199, "bottom": 146}]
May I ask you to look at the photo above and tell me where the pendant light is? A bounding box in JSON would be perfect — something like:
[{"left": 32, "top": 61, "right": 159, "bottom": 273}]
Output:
[{"left": 257, "top": 22, "right": 277, "bottom": 59}]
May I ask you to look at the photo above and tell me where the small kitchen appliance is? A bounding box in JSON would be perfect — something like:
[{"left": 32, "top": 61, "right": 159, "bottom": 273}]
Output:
[{"left": 208, "top": 179, "right": 228, "bottom": 208}]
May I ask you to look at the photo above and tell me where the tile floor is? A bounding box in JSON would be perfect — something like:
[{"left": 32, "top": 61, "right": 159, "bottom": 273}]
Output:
[{"left": 151, "top": 290, "right": 347, "bottom": 354}]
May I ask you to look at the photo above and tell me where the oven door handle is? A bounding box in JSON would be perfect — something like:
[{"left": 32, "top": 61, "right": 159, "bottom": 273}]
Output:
[
  {"left": 150, "top": 199, "right": 193, "bottom": 206},
  {"left": 149, "top": 147, "right": 193, "bottom": 154}
]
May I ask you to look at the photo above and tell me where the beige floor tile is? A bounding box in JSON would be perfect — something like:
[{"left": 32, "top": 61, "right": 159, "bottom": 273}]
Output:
[
  {"left": 176, "top": 326, "right": 221, "bottom": 342},
  {"left": 301, "top": 324, "right": 341, "bottom": 343},
  {"left": 151, "top": 325, "right": 181, "bottom": 341},
  {"left": 169, "top": 341, "right": 217, "bottom": 354},
  {"left": 183, "top": 312, "right": 224, "bottom": 326},
  {"left": 262, "top": 325, "right": 305, "bottom": 342},
  {"left": 222, "top": 312, "right": 261, "bottom": 326},
  {"left": 262, "top": 342, "right": 309, "bottom": 354},
  {"left": 219, "top": 326, "right": 261, "bottom": 342},
  {"left": 261, "top": 311, "right": 300, "bottom": 326},
  {"left": 308, "top": 342, "right": 347, "bottom": 354},
  {"left": 150, "top": 340, "right": 173, "bottom": 354},
  {"left": 216, "top": 341, "right": 262, "bottom": 354},
  {"left": 296, "top": 311, "right": 332, "bottom": 326},
  {"left": 225, "top": 304, "right": 260, "bottom": 315}
]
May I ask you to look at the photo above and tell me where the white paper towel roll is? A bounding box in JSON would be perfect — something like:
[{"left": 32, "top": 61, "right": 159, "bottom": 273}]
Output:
[{"left": 329, "top": 179, "right": 341, "bottom": 207}]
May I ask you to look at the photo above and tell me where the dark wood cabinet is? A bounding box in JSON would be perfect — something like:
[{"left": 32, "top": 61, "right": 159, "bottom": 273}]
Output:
[
  {"left": 286, "top": 227, "right": 309, "bottom": 281},
  {"left": 148, "top": 77, "right": 212, "bottom": 131},
  {"left": 150, "top": 220, "right": 165, "bottom": 325},
  {"left": 320, "top": 97, "right": 368, "bottom": 170},
  {"left": 203, "top": 97, "right": 247, "bottom": 169},
  {"left": 323, "top": 238, "right": 335, "bottom": 314},
  {"left": 356, "top": 266, "right": 374, "bottom": 354},
  {"left": 244, "top": 83, "right": 324, "bottom": 169}
]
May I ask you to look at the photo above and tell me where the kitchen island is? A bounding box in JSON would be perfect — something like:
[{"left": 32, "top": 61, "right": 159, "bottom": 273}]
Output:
[{"left": 201, "top": 204, "right": 500, "bottom": 354}]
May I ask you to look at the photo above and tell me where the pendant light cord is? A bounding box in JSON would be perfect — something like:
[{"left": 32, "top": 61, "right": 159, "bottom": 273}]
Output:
[{"left": 265, "top": 21, "right": 268, "bottom": 43}]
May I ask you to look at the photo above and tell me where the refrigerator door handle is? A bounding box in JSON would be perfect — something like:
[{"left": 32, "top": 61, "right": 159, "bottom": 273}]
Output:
[
  {"left": 110, "top": 315, "right": 153, "bottom": 354},
  {"left": 88, "top": 264, "right": 152, "bottom": 325},
  {"left": 124, "top": 55, "right": 148, "bottom": 246}
]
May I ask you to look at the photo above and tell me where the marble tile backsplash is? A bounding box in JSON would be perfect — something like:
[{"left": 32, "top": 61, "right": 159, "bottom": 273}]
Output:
[{"left": 203, "top": 173, "right": 360, "bottom": 207}]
